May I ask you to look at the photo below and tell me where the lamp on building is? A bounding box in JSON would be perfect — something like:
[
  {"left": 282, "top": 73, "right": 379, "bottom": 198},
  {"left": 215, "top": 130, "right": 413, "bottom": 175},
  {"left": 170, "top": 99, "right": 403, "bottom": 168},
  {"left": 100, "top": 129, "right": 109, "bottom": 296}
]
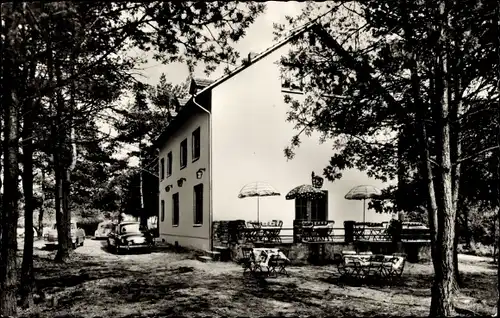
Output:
[
  {"left": 177, "top": 177, "right": 186, "bottom": 187},
  {"left": 196, "top": 168, "right": 206, "bottom": 179},
  {"left": 165, "top": 185, "right": 173, "bottom": 192}
]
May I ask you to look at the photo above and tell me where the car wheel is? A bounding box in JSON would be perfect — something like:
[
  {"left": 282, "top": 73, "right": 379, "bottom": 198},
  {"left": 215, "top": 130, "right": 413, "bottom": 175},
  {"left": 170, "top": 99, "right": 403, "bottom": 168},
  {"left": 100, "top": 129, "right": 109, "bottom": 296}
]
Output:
[{"left": 107, "top": 239, "right": 113, "bottom": 252}]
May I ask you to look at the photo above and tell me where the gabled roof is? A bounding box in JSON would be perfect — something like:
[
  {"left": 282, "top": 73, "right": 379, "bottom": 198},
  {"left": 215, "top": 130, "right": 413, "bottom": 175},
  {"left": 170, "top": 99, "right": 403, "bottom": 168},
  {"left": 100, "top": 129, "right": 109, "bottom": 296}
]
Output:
[
  {"left": 178, "top": 98, "right": 190, "bottom": 107},
  {"left": 154, "top": 22, "right": 316, "bottom": 148},
  {"left": 191, "top": 24, "right": 312, "bottom": 98},
  {"left": 188, "top": 77, "right": 215, "bottom": 95},
  {"left": 192, "top": 78, "right": 215, "bottom": 87}
]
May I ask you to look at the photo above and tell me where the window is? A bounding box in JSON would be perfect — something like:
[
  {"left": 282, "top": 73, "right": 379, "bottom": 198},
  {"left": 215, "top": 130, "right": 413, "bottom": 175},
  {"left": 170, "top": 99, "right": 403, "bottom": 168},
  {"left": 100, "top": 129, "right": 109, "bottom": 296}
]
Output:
[
  {"left": 161, "top": 200, "right": 165, "bottom": 222},
  {"left": 160, "top": 158, "right": 165, "bottom": 180},
  {"left": 167, "top": 152, "right": 172, "bottom": 177},
  {"left": 172, "top": 193, "right": 179, "bottom": 226},
  {"left": 193, "top": 184, "right": 203, "bottom": 225},
  {"left": 294, "top": 191, "right": 328, "bottom": 221},
  {"left": 281, "top": 74, "right": 303, "bottom": 92},
  {"left": 295, "top": 199, "right": 308, "bottom": 221},
  {"left": 120, "top": 223, "right": 140, "bottom": 234},
  {"left": 192, "top": 127, "right": 201, "bottom": 162},
  {"left": 281, "top": 63, "right": 304, "bottom": 93},
  {"left": 180, "top": 139, "right": 187, "bottom": 169}
]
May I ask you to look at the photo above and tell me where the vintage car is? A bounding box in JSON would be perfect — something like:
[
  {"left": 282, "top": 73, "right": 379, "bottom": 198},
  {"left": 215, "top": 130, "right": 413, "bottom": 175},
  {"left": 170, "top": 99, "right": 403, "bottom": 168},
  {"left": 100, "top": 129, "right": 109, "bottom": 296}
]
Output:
[
  {"left": 107, "top": 221, "right": 154, "bottom": 253},
  {"left": 44, "top": 222, "right": 86, "bottom": 248},
  {"left": 94, "top": 221, "right": 113, "bottom": 239}
]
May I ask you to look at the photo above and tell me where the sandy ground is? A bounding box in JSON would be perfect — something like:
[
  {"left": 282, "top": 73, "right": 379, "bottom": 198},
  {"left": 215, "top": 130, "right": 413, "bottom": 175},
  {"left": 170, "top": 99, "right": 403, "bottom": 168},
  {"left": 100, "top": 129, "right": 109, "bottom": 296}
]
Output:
[{"left": 14, "top": 238, "right": 498, "bottom": 317}]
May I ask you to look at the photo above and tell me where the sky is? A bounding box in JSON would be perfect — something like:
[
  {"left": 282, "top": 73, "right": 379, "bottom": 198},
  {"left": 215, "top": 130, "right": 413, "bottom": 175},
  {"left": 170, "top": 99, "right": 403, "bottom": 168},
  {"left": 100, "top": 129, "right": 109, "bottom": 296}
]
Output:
[
  {"left": 110, "top": 2, "right": 308, "bottom": 166},
  {"left": 137, "top": 1, "right": 307, "bottom": 87}
]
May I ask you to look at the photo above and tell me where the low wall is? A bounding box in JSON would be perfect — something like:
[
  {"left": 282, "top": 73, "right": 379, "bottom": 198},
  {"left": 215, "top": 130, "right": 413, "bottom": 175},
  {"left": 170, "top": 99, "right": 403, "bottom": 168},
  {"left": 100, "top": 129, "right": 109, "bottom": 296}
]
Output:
[
  {"left": 225, "top": 241, "right": 431, "bottom": 265},
  {"left": 354, "top": 241, "right": 432, "bottom": 263}
]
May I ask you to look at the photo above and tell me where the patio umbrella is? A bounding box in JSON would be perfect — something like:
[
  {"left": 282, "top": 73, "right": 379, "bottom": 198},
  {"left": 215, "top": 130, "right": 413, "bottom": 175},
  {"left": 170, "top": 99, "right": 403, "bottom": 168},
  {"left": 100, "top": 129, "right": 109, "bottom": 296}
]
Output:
[
  {"left": 285, "top": 184, "right": 325, "bottom": 200},
  {"left": 238, "top": 182, "right": 281, "bottom": 222},
  {"left": 344, "top": 185, "right": 382, "bottom": 223},
  {"left": 286, "top": 184, "right": 326, "bottom": 221}
]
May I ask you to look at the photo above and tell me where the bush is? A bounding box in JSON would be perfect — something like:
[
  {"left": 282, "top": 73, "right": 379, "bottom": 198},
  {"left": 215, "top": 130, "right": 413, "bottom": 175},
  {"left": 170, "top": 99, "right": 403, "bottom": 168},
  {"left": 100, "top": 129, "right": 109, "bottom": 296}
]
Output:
[{"left": 458, "top": 242, "right": 495, "bottom": 257}]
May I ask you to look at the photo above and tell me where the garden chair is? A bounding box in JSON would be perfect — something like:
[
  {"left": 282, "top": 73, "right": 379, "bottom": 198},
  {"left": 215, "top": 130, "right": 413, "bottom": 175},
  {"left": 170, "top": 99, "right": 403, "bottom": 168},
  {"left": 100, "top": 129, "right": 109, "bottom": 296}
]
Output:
[
  {"left": 301, "top": 222, "right": 314, "bottom": 242},
  {"left": 268, "top": 253, "right": 289, "bottom": 277},
  {"left": 362, "top": 254, "right": 386, "bottom": 278},
  {"left": 268, "top": 221, "right": 283, "bottom": 243},
  {"left": 337, "top": 254, "right": 369, "bottom": 279},
  {"left": 240, "top": 247, "right": 255, "bottom": 275},
  {"left": 380, "top": 253, "right": 407, "bottom": 282}
]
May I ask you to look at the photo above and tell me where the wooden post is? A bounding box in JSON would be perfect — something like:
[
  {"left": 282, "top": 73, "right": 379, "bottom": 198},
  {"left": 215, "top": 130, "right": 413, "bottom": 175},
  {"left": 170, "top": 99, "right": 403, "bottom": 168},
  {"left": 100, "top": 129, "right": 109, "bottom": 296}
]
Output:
[{"left": 344, "top": 221, "right": 355, "bottom": 243}]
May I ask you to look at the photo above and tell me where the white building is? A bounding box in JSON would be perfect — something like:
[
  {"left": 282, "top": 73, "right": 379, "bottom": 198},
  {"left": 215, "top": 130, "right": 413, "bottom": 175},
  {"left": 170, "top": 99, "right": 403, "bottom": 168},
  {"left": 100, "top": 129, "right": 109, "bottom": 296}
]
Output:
[{"left": 154, "top": 33, "right": 390, "bottom": 252}]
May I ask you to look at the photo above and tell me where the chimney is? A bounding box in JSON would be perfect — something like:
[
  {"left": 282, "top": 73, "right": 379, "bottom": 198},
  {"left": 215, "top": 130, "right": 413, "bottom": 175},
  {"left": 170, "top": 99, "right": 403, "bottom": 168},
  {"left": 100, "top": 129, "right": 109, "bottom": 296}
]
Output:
[{"left": 244, "top": 52, "right": 259, "bottom": 65}]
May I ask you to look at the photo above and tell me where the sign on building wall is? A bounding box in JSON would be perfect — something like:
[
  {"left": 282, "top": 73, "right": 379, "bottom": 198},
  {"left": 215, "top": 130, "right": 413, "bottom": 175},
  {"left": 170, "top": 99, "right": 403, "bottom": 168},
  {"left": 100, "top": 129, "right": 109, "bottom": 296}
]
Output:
[{"left": 311, "top": 171, "right": 324, "bottom": 189}]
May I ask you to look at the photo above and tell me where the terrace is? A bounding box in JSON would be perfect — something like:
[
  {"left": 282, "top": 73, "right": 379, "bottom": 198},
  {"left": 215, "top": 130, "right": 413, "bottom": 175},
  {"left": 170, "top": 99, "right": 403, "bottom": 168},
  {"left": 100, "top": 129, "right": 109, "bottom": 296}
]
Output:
[{"left": 211, "top": 219, "right": 431, "bottom": 264}]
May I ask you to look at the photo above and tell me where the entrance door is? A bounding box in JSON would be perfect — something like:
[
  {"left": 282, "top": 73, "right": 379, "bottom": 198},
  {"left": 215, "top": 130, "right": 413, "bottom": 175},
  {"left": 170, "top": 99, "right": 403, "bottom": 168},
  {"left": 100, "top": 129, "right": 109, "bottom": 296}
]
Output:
[{"left": 294, "top": 191, "right": 328, "bottom": 221}]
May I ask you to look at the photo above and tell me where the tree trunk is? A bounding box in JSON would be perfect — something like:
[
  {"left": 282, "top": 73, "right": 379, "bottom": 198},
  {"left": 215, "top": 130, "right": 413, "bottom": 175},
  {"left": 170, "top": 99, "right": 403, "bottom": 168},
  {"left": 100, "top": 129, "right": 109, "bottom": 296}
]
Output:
[
  {"left": 1, "top": 90, "right": 20, "bottom": 318},
  {"left": 497, "top": 205, "right": 500, "bottom": 317},
  {"left": 495, "top": 3, "right": 500, "bottom": 316},
  {"left": 62, "top": 168, "right": 72, "bottom": 244},
  {"left": 61, "top": 128, "right": 77, "bottom": 253},
  {"left": 53, "top": 63, "right": 72, "bottom": 263},
  {"left": 54, "top": 163, "right": 71, "bottom": 263},
  {"left": 463, "top": 208, "right": 471, "bottom": 248},
  {"left": 430, "top": 2, "right": 457, "bottom": 315},
  {"left": 20, "top": 99, "right": 36, "bottom": 308},
  {"left": 139, "top": 150, "right": 147, "bottom": 229},
  {"left": 452, "top": 219, "right": 462, "bottom": 288},
  {"left": 54, "top": 142, "right": 71, "bottom": 262},
  {"left": 38, "top": 169, "right": 45, "bottom": 238},
  {"left": 397, "top": 131, "right": 407, "bottom": 213},
  {"left": 450, "top": 9, "right": 463, "bottom": 292},
  {"left": 0, "top": 4, "right": 20, "bottom": 315}
]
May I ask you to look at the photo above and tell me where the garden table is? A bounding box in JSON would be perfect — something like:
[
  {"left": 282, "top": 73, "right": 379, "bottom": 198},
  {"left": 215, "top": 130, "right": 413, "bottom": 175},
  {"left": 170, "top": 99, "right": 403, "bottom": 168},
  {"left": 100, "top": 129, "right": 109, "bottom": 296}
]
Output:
[
  {"left": 337, "top": 253, "right": 406, "bottom": 281},
  {"left": 251, "top": 248, "right": 290, "bottom": 277},
  {"left": 260, "top": 226, "right": 282, "bottom": 243},
  {"left": 311, "top": 224, "right": 334, "bottom": 241},
  {"left": 244, "top": 223, "right": 262, "bottom": 242}
]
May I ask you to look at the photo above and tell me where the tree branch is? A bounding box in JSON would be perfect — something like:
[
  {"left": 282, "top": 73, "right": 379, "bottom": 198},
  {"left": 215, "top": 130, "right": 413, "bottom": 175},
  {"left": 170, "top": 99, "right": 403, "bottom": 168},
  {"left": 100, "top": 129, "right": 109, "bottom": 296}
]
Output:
[
  {"left": 312, "top": 24, "right": 409, "bottom": 122},
  {"left": 454, "top": 145, "right": 500, "bottom": 165}
]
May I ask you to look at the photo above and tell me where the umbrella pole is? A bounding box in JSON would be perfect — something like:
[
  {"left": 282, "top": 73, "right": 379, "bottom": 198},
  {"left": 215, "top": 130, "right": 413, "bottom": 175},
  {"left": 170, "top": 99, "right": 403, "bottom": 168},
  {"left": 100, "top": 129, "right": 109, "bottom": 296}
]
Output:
[
  {"left": 363, "top": 198, "right": 366, "bottom": 238},
  {"left": 363, "top": 198, "right": 366, "bottom": 223},
  {"left": 257, "top": 196, "right": 260, "bottom": 223},
  {"left": 307, "top": 200, "right": 312, "bottom": 221}
]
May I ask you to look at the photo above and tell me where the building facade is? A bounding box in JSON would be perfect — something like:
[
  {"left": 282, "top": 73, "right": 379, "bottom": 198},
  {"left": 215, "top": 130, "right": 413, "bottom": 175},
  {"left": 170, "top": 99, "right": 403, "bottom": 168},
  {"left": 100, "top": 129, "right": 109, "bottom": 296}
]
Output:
[
  {"left": 156, "top": 38, "right": 391, "bottom": 252},
  {"left": 157, "top": 89, "right": 212, "bottom": 251}
]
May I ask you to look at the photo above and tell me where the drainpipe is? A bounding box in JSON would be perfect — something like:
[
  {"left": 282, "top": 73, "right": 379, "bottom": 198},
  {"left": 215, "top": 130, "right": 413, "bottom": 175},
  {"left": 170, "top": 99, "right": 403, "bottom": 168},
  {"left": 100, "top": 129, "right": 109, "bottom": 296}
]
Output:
[{"left": 192, "top": 95, "right": 213, "bottom": 252}]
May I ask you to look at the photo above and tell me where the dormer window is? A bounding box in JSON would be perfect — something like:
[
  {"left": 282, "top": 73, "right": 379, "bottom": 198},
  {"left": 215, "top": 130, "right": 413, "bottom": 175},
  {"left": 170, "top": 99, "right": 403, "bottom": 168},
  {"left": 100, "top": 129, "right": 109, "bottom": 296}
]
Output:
[
  {"left": 281, "top": 62, "right": 304, "bottom": 94},
  {"left": 188, "top": 77, "right": 215, "bottom": 95}
]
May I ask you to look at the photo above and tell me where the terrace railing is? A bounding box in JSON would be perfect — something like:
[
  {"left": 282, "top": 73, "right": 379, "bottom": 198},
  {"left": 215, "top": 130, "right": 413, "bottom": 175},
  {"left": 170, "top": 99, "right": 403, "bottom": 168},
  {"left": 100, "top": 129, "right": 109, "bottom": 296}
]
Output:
[
  {"left": 293, "top": 220, "right": 343, "bottom": 243},
  {"left": 346, "top": 221, "right": 431, "bottom": 243},
  {"left": 211, "top": 220, "right": 431, "bottom": 247}
]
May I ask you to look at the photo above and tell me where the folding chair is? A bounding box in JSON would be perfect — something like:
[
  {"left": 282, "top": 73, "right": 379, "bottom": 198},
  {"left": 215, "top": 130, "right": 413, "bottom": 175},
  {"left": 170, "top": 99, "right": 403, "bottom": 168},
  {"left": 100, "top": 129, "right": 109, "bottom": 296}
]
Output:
[
  {"left": 338, "top": 255, "right": 366, "bottom": 279},
  {"left": 382, "top": 253, "right": 406, "bottom": 283},
  {"left": 240, "top": 247, "right": 255, "bottom": 275},
  {"left": 364, "top": 254, "right": 386, "bottom": 279},
  {"left": 268, "top": 253, "right": 289, "bottom": 277},
  {"left": 390, "top": 253, "right": 407, "bottom": 278}
]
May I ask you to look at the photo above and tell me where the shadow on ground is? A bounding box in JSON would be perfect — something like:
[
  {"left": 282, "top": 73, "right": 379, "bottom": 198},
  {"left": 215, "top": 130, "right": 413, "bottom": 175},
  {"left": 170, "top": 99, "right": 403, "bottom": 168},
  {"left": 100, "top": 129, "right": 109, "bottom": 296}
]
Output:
[{"left": 16, "top": 249, "right": 497, "bottom": 318}]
